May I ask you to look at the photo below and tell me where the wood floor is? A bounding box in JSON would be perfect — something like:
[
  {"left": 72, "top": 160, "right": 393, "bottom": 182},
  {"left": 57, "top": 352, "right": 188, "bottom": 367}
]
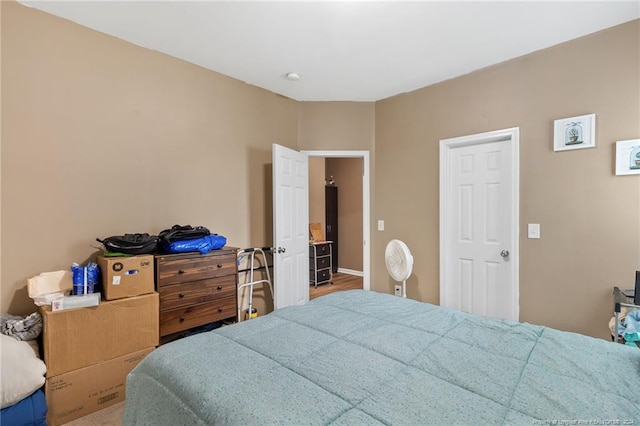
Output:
[{"left": 309, "top": 272, "right": 363, "bottom": 300}]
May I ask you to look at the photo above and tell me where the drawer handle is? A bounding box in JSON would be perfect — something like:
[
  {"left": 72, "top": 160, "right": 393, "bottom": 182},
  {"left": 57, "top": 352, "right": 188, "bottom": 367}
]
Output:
[
  {"left": 217, "top": 286, "right": 223, "bottom": 291},
  {"left": 216, "top": 264, "right": 223, "bottom": 269},
  {"left": 217, "top": 308, "right": 223, "bottom": 313},
  {"left": 179, "top": 317, "right": 185, "bottom": 322},
  {"left": 178, "top": 269, "right": 186, "bottom": 274},
  {"left": 179, "top": 293, "right": 185, "bottom": 299}
]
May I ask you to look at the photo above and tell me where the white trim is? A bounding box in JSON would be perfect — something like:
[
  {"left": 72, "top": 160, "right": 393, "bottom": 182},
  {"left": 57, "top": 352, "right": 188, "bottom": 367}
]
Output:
[
  {"left": 439, "top": 127, "right": 520, "bottom": 321},
  {"left": 301, "top": 150, "right": 371, "bottom": 292},
  {"left": 337, "top": 268, "right": 363, "bottom": 277}
]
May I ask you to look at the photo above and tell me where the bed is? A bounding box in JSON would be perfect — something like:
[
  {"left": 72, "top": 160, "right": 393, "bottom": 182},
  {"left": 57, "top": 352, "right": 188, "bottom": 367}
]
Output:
[{"left": 123, "top": 290, "right": 640, "bottom": 425}]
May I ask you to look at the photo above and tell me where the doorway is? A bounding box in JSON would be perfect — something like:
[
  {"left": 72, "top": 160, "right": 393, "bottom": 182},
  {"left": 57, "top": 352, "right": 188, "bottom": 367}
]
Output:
[
  {"left": 439, "top": 128, "right": 519, "bottom": 321},
  {"left": 302, "top": 150, "right": 371, "bottom": 292}
]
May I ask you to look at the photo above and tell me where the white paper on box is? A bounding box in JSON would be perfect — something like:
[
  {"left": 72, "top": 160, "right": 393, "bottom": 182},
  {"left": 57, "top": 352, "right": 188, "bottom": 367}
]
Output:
[
  {"left": 51, "top": 293, "right": 100, "bottom": 311},
  {"left": 27, "top": 271, "right": 73, "bottom": 301},
  {"left": 32, "top": 292, "right": 65, "bottom": 307},
  {"left": 112, "top": 276, "right": 121, "bottom": 285}
]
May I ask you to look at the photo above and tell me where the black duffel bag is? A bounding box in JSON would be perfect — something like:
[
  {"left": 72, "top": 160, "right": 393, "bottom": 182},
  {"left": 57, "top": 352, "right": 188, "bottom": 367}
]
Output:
[
  {"left": 158, "top": 225, "right": 210, "bottom": 244},
  {"left": 97, "top": 233, "right": 159, "bottom": 255}
]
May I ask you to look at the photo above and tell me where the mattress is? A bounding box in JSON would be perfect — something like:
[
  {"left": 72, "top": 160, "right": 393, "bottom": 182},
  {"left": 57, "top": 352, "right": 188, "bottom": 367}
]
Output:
[{"left": 123, "top": 290, "right": 640, "bottom": 425}]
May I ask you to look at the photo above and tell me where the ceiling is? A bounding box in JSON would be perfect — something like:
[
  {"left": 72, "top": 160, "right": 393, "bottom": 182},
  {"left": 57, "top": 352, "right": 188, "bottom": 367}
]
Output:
[{"left": 19, "top": 1, "right": 640, "bottom": 102}]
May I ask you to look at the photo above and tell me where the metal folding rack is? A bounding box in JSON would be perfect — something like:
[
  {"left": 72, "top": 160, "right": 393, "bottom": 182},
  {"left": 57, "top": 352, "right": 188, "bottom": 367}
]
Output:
[
  {"left": 309, "top": 241, "right": 333, "bottom": 288},
  {"left": 613, "top": 286, "right": 640, "bottom": 347},
  {"left": 237, "top": 247, "right": 274, "bottom": 322}
]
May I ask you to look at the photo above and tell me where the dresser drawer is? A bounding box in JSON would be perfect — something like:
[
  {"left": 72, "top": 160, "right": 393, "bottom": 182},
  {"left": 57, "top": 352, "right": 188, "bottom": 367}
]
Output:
[
  {"left": 157, "top": 253, "right": 236, "bottom": 286},
  {"left": 309, "top": 243, "right": 330, "bottom": 257},
  {"left": 310, "top": 268, "right": 331, "bottom": 283},
  {"left": 310, "top": 255, "right": 331, "bottom": 270},
  {"left": 160, "top": 297, "right": 236, "bottom": 336},
  {"left": 159, "top": 275, "right": 236, "bottom": 311}
]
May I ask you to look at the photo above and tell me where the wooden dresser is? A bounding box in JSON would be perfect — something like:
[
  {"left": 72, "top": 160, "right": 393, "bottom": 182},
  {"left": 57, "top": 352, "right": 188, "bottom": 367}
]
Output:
[{"left": 155, "top": 247, "right": 238, "bottom": 341}]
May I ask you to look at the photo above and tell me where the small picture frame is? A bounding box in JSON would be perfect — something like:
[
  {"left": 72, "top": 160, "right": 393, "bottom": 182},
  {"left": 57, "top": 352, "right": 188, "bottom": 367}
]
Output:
[
  {"left": 615, "top": 139, "right": 640, "bottom": 176},
  {"left": 553, "top": 113, "right": 596, "bottom": 152}
]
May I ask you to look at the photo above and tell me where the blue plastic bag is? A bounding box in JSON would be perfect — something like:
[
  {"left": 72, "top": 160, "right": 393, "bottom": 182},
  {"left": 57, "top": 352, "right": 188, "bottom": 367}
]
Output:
[
  {"left": 163, "top": 234, "right": 227, "bottom": 254},
  {"left": 71, "top": 261, "right": 99, "bottom": 295}
]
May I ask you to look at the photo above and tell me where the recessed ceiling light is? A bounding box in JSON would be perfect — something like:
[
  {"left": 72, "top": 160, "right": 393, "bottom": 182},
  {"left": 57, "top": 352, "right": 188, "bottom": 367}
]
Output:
[{"left": 285, "top": 72, "right": 300, "bottom": 81}]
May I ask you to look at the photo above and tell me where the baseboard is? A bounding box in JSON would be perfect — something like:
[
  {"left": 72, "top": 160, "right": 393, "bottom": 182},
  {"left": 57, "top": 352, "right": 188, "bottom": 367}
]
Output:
[{"left": 337, "top": 268, "right": 363, "bottom": 277}]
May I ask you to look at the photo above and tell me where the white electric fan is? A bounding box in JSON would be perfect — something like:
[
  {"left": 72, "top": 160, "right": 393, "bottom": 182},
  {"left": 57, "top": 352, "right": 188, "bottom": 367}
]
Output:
[{"left": 385, "top": 239, "right": 414, "bottom": 298}]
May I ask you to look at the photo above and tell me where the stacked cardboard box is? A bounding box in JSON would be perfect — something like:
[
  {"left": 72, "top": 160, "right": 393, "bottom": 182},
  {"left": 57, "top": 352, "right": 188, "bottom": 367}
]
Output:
[
  {"left": 41, "top": 255, "right": 158, "bottom": 425},
  {"left": 44, "top": 348, "right": 154, "bottom": 425},
  {"left": 97, "top": 255, "right": 154, "bottom": 301}
]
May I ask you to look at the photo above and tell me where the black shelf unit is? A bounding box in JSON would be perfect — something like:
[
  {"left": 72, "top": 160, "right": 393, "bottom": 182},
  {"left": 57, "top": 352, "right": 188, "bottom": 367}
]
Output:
[{"left": 325, "top": 185, "right": 338, "bottom": 273}]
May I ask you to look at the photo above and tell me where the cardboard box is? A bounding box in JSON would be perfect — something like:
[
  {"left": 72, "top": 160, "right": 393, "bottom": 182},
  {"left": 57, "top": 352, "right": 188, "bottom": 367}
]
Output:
[
  {"left": 46, "top": 347, "right": 154, "bottom": 426},
  {"left": 97, "top": 254, "right": 155, "bottom": 300},
  {"left": 41, "top": 292, "right": 159, "bottom": 377},
  {"left": 309, "top": 223, "right": 325, "bottom": 242}
]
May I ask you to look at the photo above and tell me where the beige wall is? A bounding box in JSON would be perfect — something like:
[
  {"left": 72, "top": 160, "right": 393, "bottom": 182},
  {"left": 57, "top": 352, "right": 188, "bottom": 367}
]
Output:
[
  {"left": 326, "top": 158, "right": 363, "bottom": 271},
  {"left": 297, "top": 102, "right": 375, "bottom": 151},
  {"left": 374, "top": 20, "right": 640, "bottom": 339},
  {"left": 298, "top": 101, "right": 375, "bottom": 278},
  {"left": 3, "top": 1, "right": 638, "bottom": 342},
  {"left": 1, "top": 2, "right": 298, "bottom": 314},
  {"left": 308, "top": 157, "right": 326, "bottom": 233},
  {"left": 0, "top": 0, "right": 3, "bottom": 312}
]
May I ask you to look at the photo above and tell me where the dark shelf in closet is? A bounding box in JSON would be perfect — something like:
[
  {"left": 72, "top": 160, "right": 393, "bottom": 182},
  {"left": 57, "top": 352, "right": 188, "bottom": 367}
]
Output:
[{"left": 325, "top": 185, "right": 338, "bottom": 273}]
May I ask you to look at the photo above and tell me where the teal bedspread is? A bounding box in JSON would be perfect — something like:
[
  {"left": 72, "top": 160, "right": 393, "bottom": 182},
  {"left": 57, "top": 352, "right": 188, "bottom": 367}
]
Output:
[{"left": 123, "top": 290, "right": 640, "bottom": 425}]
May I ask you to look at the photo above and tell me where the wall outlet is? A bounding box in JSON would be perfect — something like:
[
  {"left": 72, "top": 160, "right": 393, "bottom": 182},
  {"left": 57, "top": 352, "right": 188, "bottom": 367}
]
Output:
[{"left": 394, "top": 285, "right": 402, "bottom": 296}]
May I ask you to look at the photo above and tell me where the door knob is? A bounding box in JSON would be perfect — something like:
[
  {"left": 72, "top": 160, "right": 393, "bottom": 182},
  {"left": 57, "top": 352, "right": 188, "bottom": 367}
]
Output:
[
  {"left": 500, "top": 250, "right": 510, "bottom": 258},
  {"left": 277, "top": 247, "right": 286, "bottom": 254}
]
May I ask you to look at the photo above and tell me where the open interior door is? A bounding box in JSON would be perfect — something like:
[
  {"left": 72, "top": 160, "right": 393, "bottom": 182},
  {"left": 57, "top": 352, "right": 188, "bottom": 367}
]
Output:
[{"left": 273, "top": 144, "right": 309, "bottom": 309}]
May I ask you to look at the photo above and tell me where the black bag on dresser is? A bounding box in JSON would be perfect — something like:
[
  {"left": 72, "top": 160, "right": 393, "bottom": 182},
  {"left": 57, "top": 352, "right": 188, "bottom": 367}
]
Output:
[
  {"left": 158, "top": 225, "right": 210, "bottom": 244},
  {"left": 96, "top": 233, "right": 159, "bottom": 255}
]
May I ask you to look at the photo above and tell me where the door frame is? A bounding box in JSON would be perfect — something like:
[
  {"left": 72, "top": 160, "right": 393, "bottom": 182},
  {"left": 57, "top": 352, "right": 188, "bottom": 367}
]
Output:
[
  {"left": 439, "top": 127, "right": 520, "bottom": 320},
  {"left": 301, "top": 150, "right": 370, "bottom": 292}
]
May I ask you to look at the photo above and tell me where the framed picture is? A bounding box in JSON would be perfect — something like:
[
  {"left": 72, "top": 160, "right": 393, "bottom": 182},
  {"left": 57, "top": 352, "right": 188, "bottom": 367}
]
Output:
[
  {"left": 553, "top": 113, "right": 596, "bottom": 152},
  {"left": 615, "top": 138, "right": 640, "bottom": 176}
]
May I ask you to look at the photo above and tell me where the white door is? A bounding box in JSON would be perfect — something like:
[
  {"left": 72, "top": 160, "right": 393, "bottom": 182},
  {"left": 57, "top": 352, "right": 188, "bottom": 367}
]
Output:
[
  {"left": 439, "top": 128, "right": 519, "bottom": 321},
  {"left": 273, "top": 144, "right": 309, "bottom": 309}
]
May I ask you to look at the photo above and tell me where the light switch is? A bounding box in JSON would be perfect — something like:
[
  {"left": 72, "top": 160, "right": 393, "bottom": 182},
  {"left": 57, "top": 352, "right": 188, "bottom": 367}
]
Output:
[
  {"left": 528, "top": 223, "right": 540, "bottom": 239},
  {"left": 377, "top": 220, "right": 385, "bottom": 231}
]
